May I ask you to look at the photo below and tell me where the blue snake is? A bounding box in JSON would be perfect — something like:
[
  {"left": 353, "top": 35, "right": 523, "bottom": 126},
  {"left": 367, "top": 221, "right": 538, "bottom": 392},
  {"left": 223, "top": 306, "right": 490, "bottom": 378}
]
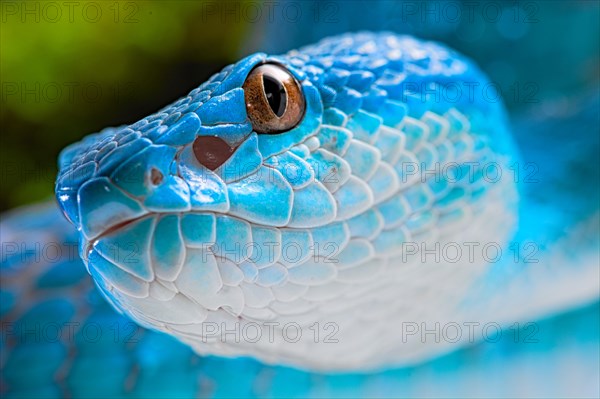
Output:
[{"left": 1, "top": 32, "right": 599, "bottom": 397}]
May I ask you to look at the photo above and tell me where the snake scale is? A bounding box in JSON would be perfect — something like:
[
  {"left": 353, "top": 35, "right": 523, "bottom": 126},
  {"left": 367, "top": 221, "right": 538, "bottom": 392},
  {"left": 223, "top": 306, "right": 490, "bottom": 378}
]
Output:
[{"left": 1, "top": 32, "right": 598, "bottom": 398}]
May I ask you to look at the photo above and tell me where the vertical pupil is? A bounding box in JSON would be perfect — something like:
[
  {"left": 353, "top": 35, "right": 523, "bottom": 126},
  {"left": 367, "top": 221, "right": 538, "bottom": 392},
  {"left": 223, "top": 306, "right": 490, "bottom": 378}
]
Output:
[{"left": 262, "top": 75, "right": 287, "bottom": 117}]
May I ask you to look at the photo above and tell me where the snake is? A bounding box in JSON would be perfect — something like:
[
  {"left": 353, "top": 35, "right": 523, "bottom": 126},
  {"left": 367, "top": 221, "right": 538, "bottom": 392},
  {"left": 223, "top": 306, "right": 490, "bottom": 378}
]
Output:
[{"left": 1, "top": 32, "right": 599, "bottom": 397}]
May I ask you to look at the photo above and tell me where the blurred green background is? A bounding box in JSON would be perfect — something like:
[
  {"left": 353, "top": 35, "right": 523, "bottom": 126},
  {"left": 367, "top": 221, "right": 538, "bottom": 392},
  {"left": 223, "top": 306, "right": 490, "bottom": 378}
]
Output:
[{"left": 1, "top": 0, "right": 598, "bottom": 211}]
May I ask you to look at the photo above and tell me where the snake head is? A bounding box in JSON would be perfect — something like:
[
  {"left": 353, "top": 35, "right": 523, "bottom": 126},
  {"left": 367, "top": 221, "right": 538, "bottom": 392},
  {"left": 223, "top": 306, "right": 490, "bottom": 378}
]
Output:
[
  {"left": 55, "top": 53, "right": 325, "bottom": 239},
  {"left": 55, "top": 32, "right": 518, "bottom": 370}
]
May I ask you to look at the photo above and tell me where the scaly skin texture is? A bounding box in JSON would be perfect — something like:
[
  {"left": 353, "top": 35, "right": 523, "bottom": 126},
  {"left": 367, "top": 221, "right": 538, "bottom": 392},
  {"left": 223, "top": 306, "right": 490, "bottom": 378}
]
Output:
[
  {"left": 2, "top": 33, "right": 599, "bottom": 397},
  {"left": 53, "top": 32, "right": 518, "bottom": 370}
]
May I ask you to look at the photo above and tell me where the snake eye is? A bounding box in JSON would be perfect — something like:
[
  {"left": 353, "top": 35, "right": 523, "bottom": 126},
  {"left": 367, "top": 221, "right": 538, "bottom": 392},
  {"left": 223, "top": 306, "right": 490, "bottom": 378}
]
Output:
[{"left": 243, "top": 63, "right": 305, "bottom": 134}]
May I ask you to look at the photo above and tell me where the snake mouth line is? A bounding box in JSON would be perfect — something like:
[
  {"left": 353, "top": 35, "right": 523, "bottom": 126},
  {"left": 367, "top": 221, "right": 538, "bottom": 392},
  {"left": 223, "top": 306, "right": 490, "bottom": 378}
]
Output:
[
  {"left": 98, "top": 216, "right": 145, "bottom": 239},
  {"left": 84, "top": 214, "right": 151, "bottom": 260}
]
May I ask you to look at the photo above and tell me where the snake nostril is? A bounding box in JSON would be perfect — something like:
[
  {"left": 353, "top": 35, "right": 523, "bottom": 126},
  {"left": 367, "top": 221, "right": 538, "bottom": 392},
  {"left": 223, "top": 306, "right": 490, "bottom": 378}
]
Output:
[
  {"left": 150, "top": 168, "right": 164, "bottom": 185},
  {"left": 192, "top": 136, "right": 235, "bottom": 171}
]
